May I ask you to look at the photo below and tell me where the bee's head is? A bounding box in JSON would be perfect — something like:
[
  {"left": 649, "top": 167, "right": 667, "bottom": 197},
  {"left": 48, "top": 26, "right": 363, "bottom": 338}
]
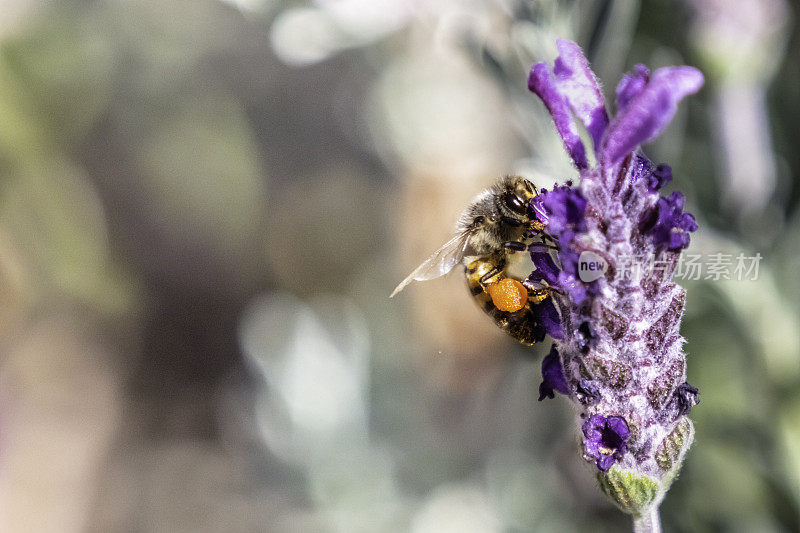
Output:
[{"left": 496, "top": 175, "right": 537, "bottom": 221}]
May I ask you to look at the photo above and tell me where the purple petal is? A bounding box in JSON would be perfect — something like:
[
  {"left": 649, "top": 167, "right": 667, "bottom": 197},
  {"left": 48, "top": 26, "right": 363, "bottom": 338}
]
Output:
[
  {"left": 552, "top": 39, "right": 609, "bottom": 148},
  {"left": 680, "top": 212, "right": 698, "bottom": 231},
  {"left": 538, "top": 344, "right": 569, "bottom": 400},
  {"left": 668, "top": 232, "right": 690, "bottom": 250},
  {"left": 556, "top": 235, "right": 582, "bottom": 276},
  {"left": 584, "top": 439, "right": 600, "bottom": 458},
  {"left": 616, "top": 64, "right": 649, "bottom": 111},
  {"left": 645, "top": 191, "right": 697, "bottom": 251},
  {"left": 596, "top": 453, "right": 616, "bottom": 472},
  {"left": 528, "top": 63, "right": 588, "bottom": 170},
  {"left": 649, "top": 163, "right": 673, "bottom": 191},
  {"left": 539, "top": 186, "right": 587, "bottom": 234},
  {"left": 558, "top": 272, "right": 588, "bottom": 305},
  {"left": 582, "top": 414, "right": 631, "bottom": 471},
  {"left": 582, "top": 414, "right": 606, "bottom": 440},
  {"left": 529, "top": 251, "right": 560, "bottom": 285},
  {"left": 601, "top": 66, "right": 704, "bottom": 166},
  {"left": 605, "top": 416, "right": 631, "bottom": 440},
  {"left": 530, "top": 192, "right": 549, "bottom": 223},
  {"left": 669, "top": 190, "right": 685, "bottom": 210},
  {"left": 528, "top": 184, "right": 593, "bottom": 305},
  {"left": 536, "top": 298, "right": 564, "bottom": 340}
]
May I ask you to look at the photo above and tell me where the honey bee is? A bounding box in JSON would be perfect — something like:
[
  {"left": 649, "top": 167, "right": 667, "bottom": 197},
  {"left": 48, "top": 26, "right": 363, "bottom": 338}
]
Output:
[{"left": 391, "top": 175, "right": 553, "bottom": 345}]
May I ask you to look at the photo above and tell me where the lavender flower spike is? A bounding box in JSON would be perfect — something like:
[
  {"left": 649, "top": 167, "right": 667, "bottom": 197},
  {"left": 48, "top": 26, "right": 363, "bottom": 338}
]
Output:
[{"left": 527, "top": 41, "right": 702, "bottom": 527}]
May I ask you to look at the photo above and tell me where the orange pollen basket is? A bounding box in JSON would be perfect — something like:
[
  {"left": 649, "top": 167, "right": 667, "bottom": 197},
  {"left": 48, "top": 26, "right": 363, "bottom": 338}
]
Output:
[{"left": 486, "top": 278, "right": 528, "bottom": 312}]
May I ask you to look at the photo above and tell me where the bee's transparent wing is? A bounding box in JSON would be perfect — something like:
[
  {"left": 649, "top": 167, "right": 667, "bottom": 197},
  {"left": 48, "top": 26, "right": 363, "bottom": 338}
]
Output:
[{"left": 390, "top": 231, "right": 472, "bottom": 297}]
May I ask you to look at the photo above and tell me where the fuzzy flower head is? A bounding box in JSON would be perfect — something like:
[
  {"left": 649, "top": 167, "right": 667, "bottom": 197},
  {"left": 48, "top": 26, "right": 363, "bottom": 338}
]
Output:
[{"left": 527, "top": 40, "right": 702, "bottom": 516}]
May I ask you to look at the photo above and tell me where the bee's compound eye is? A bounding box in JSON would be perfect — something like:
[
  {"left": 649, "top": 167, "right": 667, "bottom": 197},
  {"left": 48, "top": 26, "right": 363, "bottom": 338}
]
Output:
[{"left": 503, "top": 192, "right": 527, "bottom": 215}]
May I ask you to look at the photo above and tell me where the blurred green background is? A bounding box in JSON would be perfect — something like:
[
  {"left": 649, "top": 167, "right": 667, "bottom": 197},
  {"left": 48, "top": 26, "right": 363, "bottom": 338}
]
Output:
[{"left": 0, "top": 0, "right": 797, "bottom": 531}]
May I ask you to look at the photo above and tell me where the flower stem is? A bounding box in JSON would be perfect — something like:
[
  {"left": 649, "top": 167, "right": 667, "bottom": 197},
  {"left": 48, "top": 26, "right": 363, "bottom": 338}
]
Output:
[{"left": 633, "top": 507, "right": 661, "bottom": 533}]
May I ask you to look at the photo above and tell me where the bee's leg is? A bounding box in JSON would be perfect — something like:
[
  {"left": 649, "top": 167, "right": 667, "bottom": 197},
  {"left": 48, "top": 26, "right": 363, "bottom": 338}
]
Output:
[
  {"left": 541, "top": 233, "right": 559, "bottom": 247},
  {"left": 527, "top": 288, "right": 550, "bottom": 304},
  {"left": 528, "top": 242, "right": 559, "bottom": 252},
  {"left": 526, "top": 231, "right": 557, "bottom": 246},
  {"left": 549, "top": 286, "right": 566, "bottom": 297},
  {"left": 501, "top": 216, "right": 523, "bottom": 227},
  {"left": 479, "top": 267, "right": 502, "bottom": 285},
  {"left": 530, "top": 220, "right": 546, "bottom": 230},
  {"left": 479, "top": 260, "right": 506, "bottom": 285},
  {"left": 523, "top": 280, "right": 567, "bottom": 299},
  {"left": 522, "top": 277, "right": 547, "bottom": 293},
  {"left": 523, "top": 225, "right": 554, "bottom": 241},
  {"left": 503, "top": 241, "right": 527, "bottom": 252}
]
